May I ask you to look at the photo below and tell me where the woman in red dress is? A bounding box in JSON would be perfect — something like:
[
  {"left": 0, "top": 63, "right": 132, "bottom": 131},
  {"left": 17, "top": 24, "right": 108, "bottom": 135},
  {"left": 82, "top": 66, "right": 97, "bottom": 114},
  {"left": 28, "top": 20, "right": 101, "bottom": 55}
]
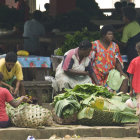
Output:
[{"left": 90, "top": 25, "right": 128, "bottom": 93}]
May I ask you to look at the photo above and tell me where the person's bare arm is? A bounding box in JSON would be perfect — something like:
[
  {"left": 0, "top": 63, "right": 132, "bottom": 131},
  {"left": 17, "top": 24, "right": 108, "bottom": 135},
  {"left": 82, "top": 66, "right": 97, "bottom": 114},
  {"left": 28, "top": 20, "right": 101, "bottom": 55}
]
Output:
[
  {"left": 1, "top": 81, "right": 14, "bottom": 94},
  {"left": 129, "top": 74, "right": 133, "bottom": 96},
  {"left": 89, "top": 72, "right": 99, "bottom": 85},
  {"left": 115, "top": 58, "right": 124, "bottom": 74},
  {"left": 115, "top": 58, "right": 128, "bottom": 78},
  {"left": 64, "top": 69, "right": 88, "bottom": 76},
  {"left": 65, "top": 69, "right": 99, "bottom": 85},
  {"left": 14, "top": 80, "right": 21, "bottom": 95},
  {"left": 9, "top": 96, "right": 29, "bottom": 108}
]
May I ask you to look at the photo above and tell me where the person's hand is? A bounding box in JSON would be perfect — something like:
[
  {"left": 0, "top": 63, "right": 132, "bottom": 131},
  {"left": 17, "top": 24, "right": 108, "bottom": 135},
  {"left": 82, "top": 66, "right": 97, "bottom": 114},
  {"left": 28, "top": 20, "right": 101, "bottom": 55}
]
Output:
[
  {"left": 13, "top": 88, "right": 19, "bottom": 95},
  {"left": 129, "top": 90, "right": 133, "bottom": 97},
  {"left": 120, "top": 71, "right": 128, "bottom": 79},
  {"left": 82, "top": 71, "right": 89, "bottom": 76},
  {"left": 9, "top": 86, "right": 14, "bottom": 94},
  {"left": 21, "top": 96, "right": 32, "bottom": 103}
]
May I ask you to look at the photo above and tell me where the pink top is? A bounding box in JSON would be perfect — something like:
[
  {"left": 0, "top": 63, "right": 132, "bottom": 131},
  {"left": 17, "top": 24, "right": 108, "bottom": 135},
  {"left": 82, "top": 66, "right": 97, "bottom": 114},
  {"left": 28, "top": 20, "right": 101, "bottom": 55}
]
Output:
[
  {"left": 0, "top": 87, "right": 13, "bottom": 121},
  {"left": 62, "top": 48, "right": 93, "bottom": 74},
  {"left": 127, "top": 56, "right": 140, "bottom": 93}
]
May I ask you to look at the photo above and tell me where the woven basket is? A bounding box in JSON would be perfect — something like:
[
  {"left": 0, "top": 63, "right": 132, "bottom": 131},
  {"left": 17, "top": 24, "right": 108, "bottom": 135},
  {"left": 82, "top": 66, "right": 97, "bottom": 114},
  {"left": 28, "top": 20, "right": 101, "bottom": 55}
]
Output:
[
  {"left": 6, "top": 103, "right": 54, "bottom": 128},
  {"left": 78, "top": 109, "right": 121, "bottom": 126},
  {"left": 52, "top": 109, "right": 77, "bottom": 124}
]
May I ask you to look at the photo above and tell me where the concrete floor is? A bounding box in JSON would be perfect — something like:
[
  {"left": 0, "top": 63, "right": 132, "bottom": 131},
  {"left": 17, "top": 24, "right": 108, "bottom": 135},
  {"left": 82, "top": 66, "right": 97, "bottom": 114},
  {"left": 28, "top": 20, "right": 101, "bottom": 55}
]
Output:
[
  {"left": 0, "top": 124, "right": 139, "bottom": 140},
  {"left": 37, "top": 138, "right": 140, "bottom": 140}
]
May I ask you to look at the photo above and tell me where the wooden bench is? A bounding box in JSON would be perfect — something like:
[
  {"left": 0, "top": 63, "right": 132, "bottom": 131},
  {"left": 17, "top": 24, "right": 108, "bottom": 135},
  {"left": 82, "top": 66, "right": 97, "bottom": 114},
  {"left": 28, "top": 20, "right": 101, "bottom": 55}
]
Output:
[{"left": 23, "top": 81, "right": 53, "bottom": 105}]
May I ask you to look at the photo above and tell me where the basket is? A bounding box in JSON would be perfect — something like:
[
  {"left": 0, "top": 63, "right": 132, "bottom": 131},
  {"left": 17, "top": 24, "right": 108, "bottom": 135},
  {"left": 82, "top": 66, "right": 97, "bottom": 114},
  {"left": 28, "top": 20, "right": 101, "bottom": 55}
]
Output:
[
  {"left": 6, "top": 103, "right": 54, "bottom": 128},
  {"left": 78, "top": 109, "right": 121, "bottom": 126},
  {"left": 52, "top": 109, "right": 77, "bottom": 124}
]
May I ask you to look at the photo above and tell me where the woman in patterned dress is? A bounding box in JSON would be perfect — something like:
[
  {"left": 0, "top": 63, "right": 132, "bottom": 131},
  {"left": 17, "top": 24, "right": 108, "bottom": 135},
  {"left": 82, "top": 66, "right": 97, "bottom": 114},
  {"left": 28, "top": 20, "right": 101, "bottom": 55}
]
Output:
[{"left": 90, "top": 25, "right": 128, "bottom": 93}]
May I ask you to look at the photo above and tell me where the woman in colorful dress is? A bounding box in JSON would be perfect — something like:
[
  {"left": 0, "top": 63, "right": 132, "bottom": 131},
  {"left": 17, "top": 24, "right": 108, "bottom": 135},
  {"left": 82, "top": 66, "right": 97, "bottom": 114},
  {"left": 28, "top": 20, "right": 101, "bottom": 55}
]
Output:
[
  {"left": 90, "top": 25, "right": 128, "bottom": 93},
  {"left": 53, "top": 40, "right": 99, "bottom": 92}
]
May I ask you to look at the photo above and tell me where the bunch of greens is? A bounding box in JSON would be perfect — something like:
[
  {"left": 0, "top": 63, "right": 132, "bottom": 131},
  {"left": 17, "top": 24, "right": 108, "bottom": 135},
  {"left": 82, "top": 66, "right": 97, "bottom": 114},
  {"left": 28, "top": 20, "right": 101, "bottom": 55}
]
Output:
[
  {"left": 53, "top": 83, "right": 114, "bottom": 119},
  {"left": 55, "top": 28, "right": 100, "bottom": 56},
  {"left": 55, "top": 98, "right": 80, "bottom": 119},
  {"left": 53, "top": 83, "right": 138, "bottom": 125}
]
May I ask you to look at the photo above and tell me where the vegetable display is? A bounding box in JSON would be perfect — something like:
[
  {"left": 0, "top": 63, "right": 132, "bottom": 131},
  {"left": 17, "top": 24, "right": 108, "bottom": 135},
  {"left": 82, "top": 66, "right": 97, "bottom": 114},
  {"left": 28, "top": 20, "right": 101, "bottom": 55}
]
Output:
[{"left": 53, "top": 83, "right": 138, "bottom": 125}]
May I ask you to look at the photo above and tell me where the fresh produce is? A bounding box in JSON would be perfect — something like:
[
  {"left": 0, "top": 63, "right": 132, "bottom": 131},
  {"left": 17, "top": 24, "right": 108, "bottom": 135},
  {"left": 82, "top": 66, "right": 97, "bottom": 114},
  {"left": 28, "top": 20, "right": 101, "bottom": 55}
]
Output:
[
  {"left": 94, "top": 97, "right": 104, "bottom": 110},
  {"left": 53, "top": 83, "right": 138, "bottom": 125},
  {"left": 17, "top": 50, "right": 29, "bottom": 56}
]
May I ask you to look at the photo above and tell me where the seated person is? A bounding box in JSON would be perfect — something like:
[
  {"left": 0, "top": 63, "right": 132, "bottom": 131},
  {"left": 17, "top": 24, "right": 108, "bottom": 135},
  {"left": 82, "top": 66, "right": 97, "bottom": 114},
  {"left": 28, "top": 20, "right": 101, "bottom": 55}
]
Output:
[
  {"left": 0, "top": 72, "right": 29, "bottom": 128},
  {"left": 23, "top": 10, "right": 46, "bottom": 55},
  {"left": 90, "top": 25, "right": 128, "bottom": 93},
  {"left": 53, "top": 40, "right": 99, "bottom": 92},
  {"left": 0, "top": 52, "right": 25, "bottom": 96}
]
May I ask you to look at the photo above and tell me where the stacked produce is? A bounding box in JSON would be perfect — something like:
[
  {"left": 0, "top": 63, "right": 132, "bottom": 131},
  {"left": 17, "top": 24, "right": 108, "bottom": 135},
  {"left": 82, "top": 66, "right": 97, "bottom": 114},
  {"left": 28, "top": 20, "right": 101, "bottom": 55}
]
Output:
[
  {"left": 6, "top": 103, "right": 54, "bottom": 128},
  {"left": 53, "top": 83, "right": 138, "bottom": 125}
]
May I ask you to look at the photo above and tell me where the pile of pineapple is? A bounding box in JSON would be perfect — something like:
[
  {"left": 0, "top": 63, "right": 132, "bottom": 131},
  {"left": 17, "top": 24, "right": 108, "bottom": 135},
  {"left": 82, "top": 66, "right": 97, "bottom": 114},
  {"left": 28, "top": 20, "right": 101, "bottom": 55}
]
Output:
[
  {"left": 6, "top": 103, "right": 54, "bottom": 128},
  {"left": 90, "top": 96, "right": 104, "bottom": 110}
]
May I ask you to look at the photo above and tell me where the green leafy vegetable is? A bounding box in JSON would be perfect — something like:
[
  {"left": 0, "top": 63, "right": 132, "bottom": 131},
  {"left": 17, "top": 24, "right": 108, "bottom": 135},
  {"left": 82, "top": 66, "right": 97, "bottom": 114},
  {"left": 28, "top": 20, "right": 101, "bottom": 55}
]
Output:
[{"left": 55, "top": 99, "right": 80, "bottom": 118}]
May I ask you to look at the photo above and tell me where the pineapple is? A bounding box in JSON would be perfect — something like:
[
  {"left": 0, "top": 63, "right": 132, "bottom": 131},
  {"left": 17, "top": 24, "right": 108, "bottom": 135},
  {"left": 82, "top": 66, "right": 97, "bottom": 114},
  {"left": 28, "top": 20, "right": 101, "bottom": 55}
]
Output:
[
  {"left": 94, "top": 97, "right": 104, "bottom": 110},
  {"left": 90, "top": 101, "right": 95, "bottom": 108}
]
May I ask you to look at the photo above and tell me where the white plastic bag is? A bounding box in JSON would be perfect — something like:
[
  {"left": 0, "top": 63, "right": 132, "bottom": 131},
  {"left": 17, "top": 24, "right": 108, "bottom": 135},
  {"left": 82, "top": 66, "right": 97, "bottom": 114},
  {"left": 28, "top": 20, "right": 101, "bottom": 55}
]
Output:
[
  {"left": 27, "top": 136, "right": 36, "bottom": 140},
  {"left": 125, "top": 98, "right": 135, "bottom": 109}
]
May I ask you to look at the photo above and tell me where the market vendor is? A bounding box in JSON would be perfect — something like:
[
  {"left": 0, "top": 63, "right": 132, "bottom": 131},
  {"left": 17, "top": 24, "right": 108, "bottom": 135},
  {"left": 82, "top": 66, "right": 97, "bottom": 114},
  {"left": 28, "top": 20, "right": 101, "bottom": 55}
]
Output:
[
  {"left": 114, "top": 7, "right": 140, "bottom": 72},
  {"left": 90, "top": 25, "right": 128, "bottom": 93},
  {"left": 0, "top": 72, "right": 29, "bottom": 128},
  {"left": 0, "top": 52, "right": 25, "bottom": 96},
  {"left": 53, "top": 40, "right": 99, "bottom": 92}
]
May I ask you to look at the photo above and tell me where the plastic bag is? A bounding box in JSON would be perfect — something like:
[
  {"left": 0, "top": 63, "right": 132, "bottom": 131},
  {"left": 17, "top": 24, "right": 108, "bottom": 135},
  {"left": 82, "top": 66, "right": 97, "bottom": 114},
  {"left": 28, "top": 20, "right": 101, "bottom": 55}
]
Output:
[{"left": 27, "top": 136, "right": 35, "bottom": 140}]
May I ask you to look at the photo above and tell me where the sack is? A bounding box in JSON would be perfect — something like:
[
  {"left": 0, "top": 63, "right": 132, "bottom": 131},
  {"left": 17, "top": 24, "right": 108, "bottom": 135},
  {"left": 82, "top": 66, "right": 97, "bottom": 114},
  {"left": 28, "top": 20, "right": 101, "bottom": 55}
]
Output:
[{"left": 106, "top": 69, "right": 125, "bottom": 91}]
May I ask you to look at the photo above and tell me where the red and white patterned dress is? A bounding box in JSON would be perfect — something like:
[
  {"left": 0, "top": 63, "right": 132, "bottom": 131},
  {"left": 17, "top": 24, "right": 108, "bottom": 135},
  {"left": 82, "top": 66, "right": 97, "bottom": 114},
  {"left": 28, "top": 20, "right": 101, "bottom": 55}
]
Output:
[{"left": 90, "top": 40, "right": 123, "bottom": 87}]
